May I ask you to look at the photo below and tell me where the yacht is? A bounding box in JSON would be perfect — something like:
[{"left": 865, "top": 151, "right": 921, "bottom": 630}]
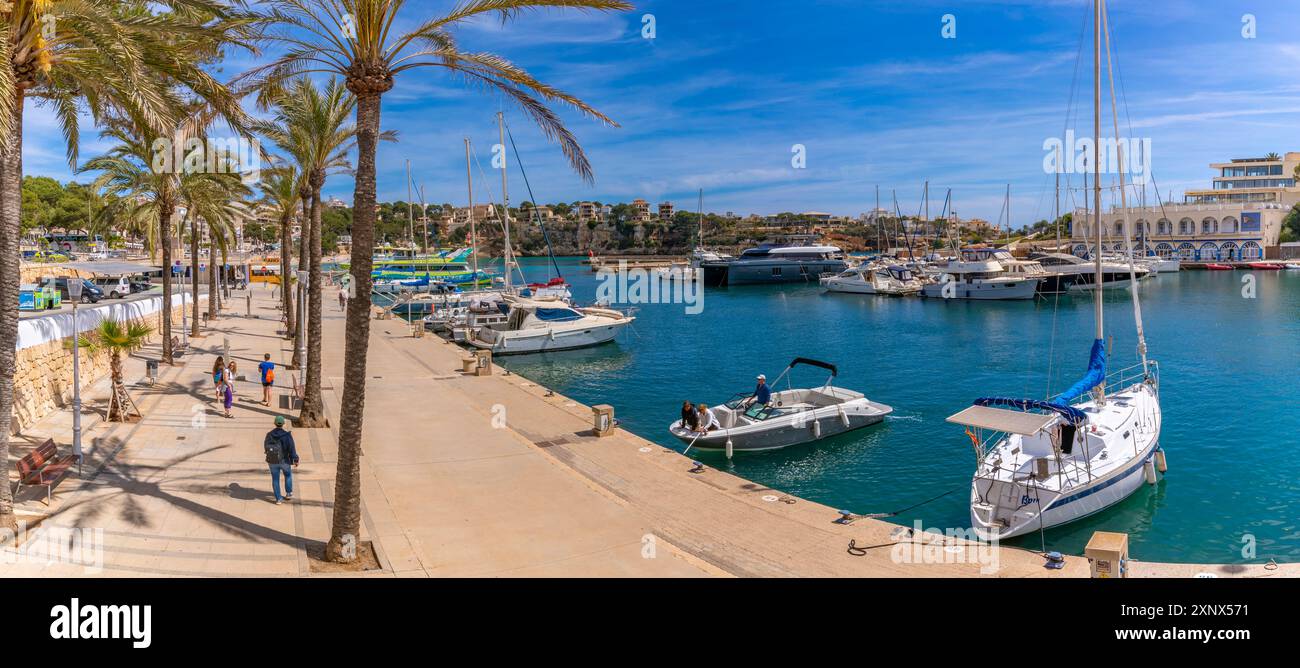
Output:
[
  {"left": 702, "top": 244, "right": 848, "bottom": 286},
  {"left": 465, "top": 296, "right": 634, "bottom": 354},
  {"left": 1030, "top": 252, "right": 1150, "bottom": 292},
  {"left": 920, "top": 248, "right": 1040, "bottom": 300},
  {"left": 820, "top": 264, "right": 922, "bottom": 296}
]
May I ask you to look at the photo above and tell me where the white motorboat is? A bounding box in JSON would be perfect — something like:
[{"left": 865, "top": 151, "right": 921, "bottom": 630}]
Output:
[
  {"left": 948, "top": 0, "right": 1164, "bottom": 541},
  {"left": 820, "top": 264, "right": 922, "bottom": 295},
  {"left": 920, "top": 248, "right": 1041, "bottom": 300},
  {"left": 466, "top": 296, "right": 634, "bottom": 354},
  {"left": 1286, "top": 262, "right": 1300, "bottom": 270},
  {"left": 668, "top": 358, "right": 892, "bottom": 454},
  {"left": 1030, "top": 252, "right": 1150, "bottom": 292}
]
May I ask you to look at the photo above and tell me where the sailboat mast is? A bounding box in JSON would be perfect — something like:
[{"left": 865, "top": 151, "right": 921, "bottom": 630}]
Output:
[
  {"left": 498, "top": 112, "right": 512, "bottom": 290},
  {"left": 464, "top": 138, "right": 478, "bottom": 281},
  {"left": 1102, "top": 0, "right": 1149, "bottom": 371},
  {"left": 1055, "top": 146, "right": 1061, "bottom": 246},
  {"left": 406, "top": 159, "right": 414, "bottom": 251},
  {"left": 697, "top": 188, "right": 703, "bottom": 247},
  {"left": 1092, "top": 0, "right": 1103, "bottom": 341}
]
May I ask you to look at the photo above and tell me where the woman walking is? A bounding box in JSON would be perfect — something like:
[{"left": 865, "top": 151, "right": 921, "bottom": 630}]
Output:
[{"left": 212, "top": 356, "right": 227, "bottom": 402}]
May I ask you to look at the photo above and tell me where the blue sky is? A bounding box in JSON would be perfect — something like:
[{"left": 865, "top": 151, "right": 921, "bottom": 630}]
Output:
[{"left": 21, "top": 0, "right": 1300, "bottom": 226}]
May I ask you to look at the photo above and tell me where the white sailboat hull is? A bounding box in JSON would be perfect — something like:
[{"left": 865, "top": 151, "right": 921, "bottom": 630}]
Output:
[
  {"left": 468, "top": 316, "right": 632, "bottom": 354},
  {"left": 969, "top": 381, "right": 1162, "bottom": 540}
]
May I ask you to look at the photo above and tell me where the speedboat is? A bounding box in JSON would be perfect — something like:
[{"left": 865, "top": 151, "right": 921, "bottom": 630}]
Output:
[
  {"left": 668, "top": 358, "right": 892, "bottom": 453},
  {"left": 1247, "top": 262, "right": 1284, "bottom": 270},
  {"left": 1205, "top": 263, "right": 1233, "bottom": 271},
  {"left": 465, "top": 296, "right": 634, "bottom": 354},
  {"left": 920, "top": 248, "right": 1040, "bottom": 300},
  {"left": 820, "top": 264, "right": 921, "bottom": 295},
  {"left": 1285, "top": 262, "right": 1300, "bottom": 270}
]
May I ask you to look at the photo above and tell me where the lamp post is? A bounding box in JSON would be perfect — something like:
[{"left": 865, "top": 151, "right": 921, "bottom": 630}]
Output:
[{"left": 67, "top": 278, "right": 84, "bottom": 475}]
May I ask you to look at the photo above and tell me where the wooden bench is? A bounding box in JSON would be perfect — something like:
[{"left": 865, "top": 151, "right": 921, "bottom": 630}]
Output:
[
  {"left": 16, "top": 439, "right": 77, "bottom": 505},
  {"left": 170, "top": 335, "right": 189, "bottom": 358}
]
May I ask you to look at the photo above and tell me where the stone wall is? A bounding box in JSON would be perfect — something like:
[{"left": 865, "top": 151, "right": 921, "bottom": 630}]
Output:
[{"left": 10, "top": 297, "right": 205, "bottom": 434}]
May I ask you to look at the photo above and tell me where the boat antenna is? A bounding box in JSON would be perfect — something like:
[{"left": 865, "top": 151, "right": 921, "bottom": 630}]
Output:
[
  {"left": 464, "top": 137, "right": 479, "bottom": 283},
  {"left": 505, "top": 121, "right": 562, "bottom": 281},
  {"left": 1102, "top": 0, "right": 1149, "bottom": 372}
]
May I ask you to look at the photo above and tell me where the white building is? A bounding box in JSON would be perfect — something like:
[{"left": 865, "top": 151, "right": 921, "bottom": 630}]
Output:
[{"left": 1071, "top": 152, "right": 1298, "bottom": 261}]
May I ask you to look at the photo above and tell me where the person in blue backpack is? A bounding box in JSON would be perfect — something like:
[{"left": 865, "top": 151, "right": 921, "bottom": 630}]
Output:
[{"left": 264, "top": 416, "right": 300, "bottom": 505}]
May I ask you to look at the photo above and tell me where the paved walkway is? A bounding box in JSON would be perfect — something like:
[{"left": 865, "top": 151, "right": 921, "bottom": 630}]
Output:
[{"left": 5, "top": 284, "right": 1291, "bottom": 577}]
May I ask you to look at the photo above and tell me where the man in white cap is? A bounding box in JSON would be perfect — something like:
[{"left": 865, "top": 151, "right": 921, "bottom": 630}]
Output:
[{"left": 748, "top": 373, "right": 772, "bottom": 408}]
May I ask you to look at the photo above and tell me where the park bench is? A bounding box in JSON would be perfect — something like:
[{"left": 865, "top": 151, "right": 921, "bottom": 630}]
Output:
[
  {"left": 15, "top": 439, "right": 77, "bottom": 505},
  {"left": 282, "top": 373, "right": 305, "bottom": 410},
  {"left": 170, "top": 335, "right": 189, "bottom": 358}
]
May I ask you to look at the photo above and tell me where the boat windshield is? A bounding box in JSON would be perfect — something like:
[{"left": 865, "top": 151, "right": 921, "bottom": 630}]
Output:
[{"left": 534, "top": 307, "right": 584, "bottom": 322}]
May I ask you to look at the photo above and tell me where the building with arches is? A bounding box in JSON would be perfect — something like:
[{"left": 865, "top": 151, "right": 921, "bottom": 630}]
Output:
[{"left": 1070, "top": 153, "right": 1298, "bottom": 261}]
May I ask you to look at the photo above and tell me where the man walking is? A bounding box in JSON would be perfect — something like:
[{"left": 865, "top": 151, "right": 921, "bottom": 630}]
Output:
[
  {"left": 264, "top": 416, "right": 300, "bottom": 505},
  {"left": 258, "top": 353, "right": 275, "bottom": 406}
]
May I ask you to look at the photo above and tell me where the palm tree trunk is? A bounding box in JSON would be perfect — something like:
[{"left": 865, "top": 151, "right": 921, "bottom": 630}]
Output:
[
  {"left": 280, "top": 211, "right": 294, "bottom": 339},
  {"left": 161, "top": 194, "right": 175, "bottom": 365},
  {"left": 109, "top": 351, "right": 124, "bottom": 422},
  {"left": 0, "top": 92, "right": 25, "bottom": 534},
  {"left": 326, "top": 92, "right": 381, "bottom": 563},
  {"left": 190, "top": 213, "right": 201, "bottom": 337},
  {"left": 299, "top": 173, "right": 327, "bottom": 427}
]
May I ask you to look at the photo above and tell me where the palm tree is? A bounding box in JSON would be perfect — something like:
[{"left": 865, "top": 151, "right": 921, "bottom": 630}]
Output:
[
  {"left": 176, "top": 156, "right": 250, "bottom": 330},
  {"left": 257, "top": 163, "right": 301, "bottom": 336},
  {"left": 0, "top": 0, "right": 250, "bottom": 538},
  {"left": 74, "top": 319, "right": 154, "bottom": 422},
  {"left": 257, "top": 77, "right": 388, "bottom": 427},
  {"left": 242, "top": 0, "right": 629, "bottom": 562},
  {"left": 1264, "top": 152, "right": 1281, "bottom": 161}
]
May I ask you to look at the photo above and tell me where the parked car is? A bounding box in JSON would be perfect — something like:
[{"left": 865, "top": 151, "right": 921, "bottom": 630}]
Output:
[
  {"left": 51, "top": 278, "right": 103, "bottom": 304},
  {"left": 91, "top": 276, "right": 132, "bottom": 299},
  {"left": 130, "top": 277, "right": 154, "bottom": 294}
]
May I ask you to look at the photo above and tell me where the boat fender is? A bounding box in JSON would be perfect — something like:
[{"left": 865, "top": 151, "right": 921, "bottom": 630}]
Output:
[
  {"left": 811, "top": 420, "right": 821, "bottom": 438},
  {"left": 725, "top": 439, "right": 734, "bottom": 459},
  {"left": 838, "top": 407, "right": 850, "bottom": 427},
  {"left": 1143, "top": 459, "right": 1157, "bottom": 485},
  {"left": 1155, "top": 449, "right": 1167, "bottom": 473}
]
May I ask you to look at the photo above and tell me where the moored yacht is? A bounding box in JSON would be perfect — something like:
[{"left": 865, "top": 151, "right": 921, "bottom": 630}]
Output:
[
  {"left": 820, "top": 263, "right": 922, "bottom": 295},
  {"left": 920, "top": 248, "right": 1040, "bottom": 300},
  {"left": 1031, "top": 252, "right": 1150, "bottom": 292},
  {"left": 702, "top": 243, "right": 848, "bottom": 286},
  {"left": 466, "top": 296, "right": 634, "bottom": 354}
]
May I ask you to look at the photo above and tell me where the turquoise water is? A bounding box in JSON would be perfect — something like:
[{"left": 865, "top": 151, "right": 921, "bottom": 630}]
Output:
[{"left": 489, "top": 257, "right": 1300, "bottom": 564}]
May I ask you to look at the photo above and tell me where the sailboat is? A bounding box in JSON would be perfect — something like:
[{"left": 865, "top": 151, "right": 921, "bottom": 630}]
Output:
[{"left": 946, "top": 0, "right": 1164, "bottom": 540}]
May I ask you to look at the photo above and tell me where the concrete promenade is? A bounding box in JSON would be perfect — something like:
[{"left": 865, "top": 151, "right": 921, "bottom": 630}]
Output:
[{"left": 3, "top": 283, "right": 1293, "bottom": 577}]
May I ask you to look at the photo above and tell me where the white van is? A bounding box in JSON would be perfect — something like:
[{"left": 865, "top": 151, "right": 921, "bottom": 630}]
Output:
[{"left": 92, "top": 276, "right": 132, "bottom": 299}]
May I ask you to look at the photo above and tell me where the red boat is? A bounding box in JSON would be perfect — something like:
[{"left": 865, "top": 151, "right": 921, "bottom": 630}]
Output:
[
  {"left": 1247, "top": 262, "right": 1284, "bottom": 270},
  {"left": 1205, "top": 263, "right": 1233, "bottom": 271}
]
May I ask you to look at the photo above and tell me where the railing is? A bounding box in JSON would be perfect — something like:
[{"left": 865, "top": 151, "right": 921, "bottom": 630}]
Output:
[{"left": 1065, "top": 360, "right": 1157, "bottom": 408}]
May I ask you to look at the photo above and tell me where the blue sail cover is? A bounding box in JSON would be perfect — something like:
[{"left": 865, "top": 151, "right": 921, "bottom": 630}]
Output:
[
  {"left": 974, "top": 397, "right": 1087, "bottom": 425},
  {"left": 1053, "top": 338, "right": 1106, "bottom": 404}
]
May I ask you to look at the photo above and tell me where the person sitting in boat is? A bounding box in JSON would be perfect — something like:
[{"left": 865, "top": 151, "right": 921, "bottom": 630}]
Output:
[
  {"left": 696, "top": 404, "right": 720, "bottom": 432},
  {"left": 744, "top": 374, "right": 771, "bottom": 408},
  {"left": 680, "top": 401, "right": 699, "bottom": 431}
]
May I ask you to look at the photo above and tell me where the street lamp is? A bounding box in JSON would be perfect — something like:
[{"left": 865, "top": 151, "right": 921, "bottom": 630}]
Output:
[{"left": 67, "top": 278, "right": 84, "bottom": 475}]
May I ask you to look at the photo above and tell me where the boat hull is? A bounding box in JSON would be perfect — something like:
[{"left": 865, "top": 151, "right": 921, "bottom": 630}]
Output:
[
  {"left": 921, "top": 278, "right": 1039, "bottom": 300},
  {"left": 669, "top": 402, "right": 890, "bottom": 452},
  {"left": 704, "top": 259, "right": 848, "bottom": 286},
  {"left": 467, "top": 320, "right": 629, "bottom": 355}
]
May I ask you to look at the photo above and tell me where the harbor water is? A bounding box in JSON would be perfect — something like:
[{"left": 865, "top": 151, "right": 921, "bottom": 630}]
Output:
[{"left": 482, "top": 257, "right": 1300, "bottom": 563}]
